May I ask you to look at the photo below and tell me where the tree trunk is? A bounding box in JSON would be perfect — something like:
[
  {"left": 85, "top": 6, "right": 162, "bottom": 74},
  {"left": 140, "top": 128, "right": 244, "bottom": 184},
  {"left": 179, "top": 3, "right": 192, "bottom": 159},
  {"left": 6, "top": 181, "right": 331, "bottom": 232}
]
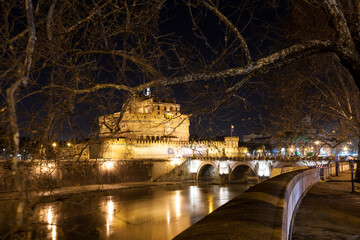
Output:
[
  {"left": 355, "top": 140, "right": 360, "bottom": 182},
  {"left": 334, "top": 149, "right": 339, "bottom": 176}
]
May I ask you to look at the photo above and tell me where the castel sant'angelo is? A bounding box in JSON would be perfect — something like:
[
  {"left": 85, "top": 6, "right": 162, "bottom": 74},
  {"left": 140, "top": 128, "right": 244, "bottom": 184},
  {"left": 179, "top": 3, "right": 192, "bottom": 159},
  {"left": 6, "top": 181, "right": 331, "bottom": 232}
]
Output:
[{"left": 96, "top": 91, "right": 246, "bottom": 160}]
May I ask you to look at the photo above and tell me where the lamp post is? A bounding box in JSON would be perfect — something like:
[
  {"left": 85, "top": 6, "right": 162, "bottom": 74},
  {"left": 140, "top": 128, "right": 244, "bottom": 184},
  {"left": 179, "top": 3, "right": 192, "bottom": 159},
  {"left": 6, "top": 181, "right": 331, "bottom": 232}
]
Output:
[{"left": 52, "top": 142, "right": 57, "bottom": 160}]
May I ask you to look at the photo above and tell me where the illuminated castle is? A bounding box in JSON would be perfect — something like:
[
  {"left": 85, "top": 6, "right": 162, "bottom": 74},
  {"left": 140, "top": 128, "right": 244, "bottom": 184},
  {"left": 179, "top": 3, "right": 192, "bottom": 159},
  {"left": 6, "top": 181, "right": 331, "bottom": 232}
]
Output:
[
  {"left": 99, "top": 95, "right": 190, "bottom": 141},
  {"left": 95, "top": 93, "right": 246, "bottom": 160}
]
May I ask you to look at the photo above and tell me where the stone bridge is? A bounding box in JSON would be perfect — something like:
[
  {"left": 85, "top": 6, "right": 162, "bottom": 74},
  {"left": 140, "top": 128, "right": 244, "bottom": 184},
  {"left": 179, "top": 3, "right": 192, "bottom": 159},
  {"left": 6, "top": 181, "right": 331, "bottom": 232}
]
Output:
[{"left": 184, "top": 157, "right": 333, "bottom": 184}]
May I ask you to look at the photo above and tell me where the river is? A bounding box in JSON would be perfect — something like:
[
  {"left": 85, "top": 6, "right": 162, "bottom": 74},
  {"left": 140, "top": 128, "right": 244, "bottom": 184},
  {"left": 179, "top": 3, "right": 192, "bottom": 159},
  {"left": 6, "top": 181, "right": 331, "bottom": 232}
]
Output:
[{"left": 0, "top": 183, "right": 248, "bottom": 240}]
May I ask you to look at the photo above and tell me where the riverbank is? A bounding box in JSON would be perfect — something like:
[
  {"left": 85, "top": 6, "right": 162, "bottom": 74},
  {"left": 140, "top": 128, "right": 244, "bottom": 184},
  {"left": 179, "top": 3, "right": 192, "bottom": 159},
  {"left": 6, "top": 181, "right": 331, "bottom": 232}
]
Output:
[{"left": 0, "top": 181, "right": 197, "bottom": 201}]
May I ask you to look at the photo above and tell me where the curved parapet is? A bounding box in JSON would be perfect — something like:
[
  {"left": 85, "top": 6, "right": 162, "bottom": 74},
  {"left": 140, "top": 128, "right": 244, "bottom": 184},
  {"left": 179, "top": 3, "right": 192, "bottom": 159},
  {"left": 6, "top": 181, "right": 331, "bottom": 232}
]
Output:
[{"left": 174, "top": 168, "right": 320, "bottom": 240}]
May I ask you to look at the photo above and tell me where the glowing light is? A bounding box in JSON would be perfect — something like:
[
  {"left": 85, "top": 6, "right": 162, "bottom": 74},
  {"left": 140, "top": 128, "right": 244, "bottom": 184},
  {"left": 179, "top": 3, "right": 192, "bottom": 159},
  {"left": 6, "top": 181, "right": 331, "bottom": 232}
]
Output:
[
  {"left": 47, "top": 207, "right": 53, "bottom": 227},
  {"left": 208, "top": 195, "right": 214, "bottom": 213},
  {"left": 167, "top": 211, "right": 170, "bottom": 224},
  {"left": 46, "top": 206, "right": 57, "bottom": 240},
  {"left": 257, "top": 161, "right": 270, "bottom": 177},
  {"left": 315, "top": 141, "right": 320, "bottom": 145},
  {"left": 37, "top": 163, "right": 55, "bottom": 175},
  {"left": 107, "top": 200, "right": 114, "bottom": 221},
  {"left": 106, "top": 199, "right": 114, "bottom": 236},
  {"left": 343, "top": 146, "right": 348, "bottom": 151},
  {"left": 174, "top": 191, "right": 181, "bottom": 217},
  {"left": 104, "top": 161, "right": 115, "bottom": 170},
  {"left": 170, "top": 158, "right": 181, "bottom": 166},
  {"left": 219, "top": 187, "right": 230, "bottom": 205},
  {"left": 67, "top": 142, "right": 71, "bottom": 147},
  {"left": 52, "top": 142, "right": 57, "bottom": 147},
  {"left": 52, "top": 225, "right": 56, "bottom": 240},
  {"left": 219, "top": 162, "right": 229, "bottom": 175},
  {"left": 190, "top": 186, "right": 199, "bottom": 213},
  {"left": 189, "top": 160, "right": 200, "bottom": 173}
]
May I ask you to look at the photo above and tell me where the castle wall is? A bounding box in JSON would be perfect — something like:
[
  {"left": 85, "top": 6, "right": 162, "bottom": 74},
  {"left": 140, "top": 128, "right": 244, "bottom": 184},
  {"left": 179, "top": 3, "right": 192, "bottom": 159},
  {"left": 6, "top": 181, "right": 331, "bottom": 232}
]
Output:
[{"left": 95, "top": 139, "right": 247, "bottom": 160}]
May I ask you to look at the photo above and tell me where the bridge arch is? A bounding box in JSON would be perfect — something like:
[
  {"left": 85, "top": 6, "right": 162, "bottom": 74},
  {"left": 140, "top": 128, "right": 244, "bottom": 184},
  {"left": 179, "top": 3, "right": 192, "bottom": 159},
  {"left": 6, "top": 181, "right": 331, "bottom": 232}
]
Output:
[
  {"left": 229, "top": 163, "right": 258, "bottom": 184},
  {"left": 196, "top": 162, "right": 219, "bottom": 181}
]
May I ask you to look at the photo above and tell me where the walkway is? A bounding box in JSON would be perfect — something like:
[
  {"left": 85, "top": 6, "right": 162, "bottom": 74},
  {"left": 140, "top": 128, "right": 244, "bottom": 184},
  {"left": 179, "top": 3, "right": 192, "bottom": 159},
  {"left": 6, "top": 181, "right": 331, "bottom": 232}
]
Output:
[{"left": 292, "top": 171, "right": 360, "bottom": 239}]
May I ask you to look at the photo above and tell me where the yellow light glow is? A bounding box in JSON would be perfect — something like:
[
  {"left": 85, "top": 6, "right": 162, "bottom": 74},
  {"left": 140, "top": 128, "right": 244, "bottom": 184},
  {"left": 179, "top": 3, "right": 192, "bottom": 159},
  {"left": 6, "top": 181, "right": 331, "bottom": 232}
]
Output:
[
  {"left": 106, "top": 199, "right": 114, "bottom": 236},
  {"left": 47, "top": 207, "right": 53, "bottom": 226},
  {"left": 175, "top": 191, "right": 181, "bottom": 217},
  {"left": 315, "top": 141, "right": 320, "bottom": 145},
  {"left": 67, "top": 142, "right": 71, "bottom": 147},
  {"left": 47, "top": 206, "right": 57, "bottom": 240},
  {"left": 170, "top": 158, "right": 181, "bottom": 165},
  {"left": 104, "top": 161, "right": 114, "bottom": 170},
  {"left": 107, "top": 200, "right": 114, "bottom": 221},
  {"left": 52, "top": 142, "right": 57, "bottom": 147},
  {"left": 343, "top": 146, "right": 348, "bottom": 151},
  {"left": 52, "top": 225, "right": 56, "bottom": 240},
  {"left": 167, "top": 211, "right": 170, "bottom": 224},
  {"left": 208, "top": 195, "right": 213, "bottom": 213}
]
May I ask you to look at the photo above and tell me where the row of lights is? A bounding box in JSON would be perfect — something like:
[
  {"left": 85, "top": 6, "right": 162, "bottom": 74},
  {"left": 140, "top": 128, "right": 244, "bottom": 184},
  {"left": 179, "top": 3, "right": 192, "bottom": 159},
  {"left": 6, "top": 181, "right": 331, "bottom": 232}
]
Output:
[{"left": 52, "top": 142, "right": 72, "bottom": 147}]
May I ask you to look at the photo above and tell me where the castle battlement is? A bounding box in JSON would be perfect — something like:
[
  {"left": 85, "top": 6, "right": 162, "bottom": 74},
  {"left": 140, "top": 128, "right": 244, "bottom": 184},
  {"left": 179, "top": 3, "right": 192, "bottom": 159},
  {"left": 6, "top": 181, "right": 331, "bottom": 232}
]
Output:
[{"left": 97, "top": 136, "right": 246, "bottom": 160}]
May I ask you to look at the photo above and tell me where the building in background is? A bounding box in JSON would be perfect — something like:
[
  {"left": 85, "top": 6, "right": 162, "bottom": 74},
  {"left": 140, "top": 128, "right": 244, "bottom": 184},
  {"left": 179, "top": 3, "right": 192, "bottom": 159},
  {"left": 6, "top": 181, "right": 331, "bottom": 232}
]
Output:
[{"left": 99, "top": 96, "right": 190, "bottom": 141}]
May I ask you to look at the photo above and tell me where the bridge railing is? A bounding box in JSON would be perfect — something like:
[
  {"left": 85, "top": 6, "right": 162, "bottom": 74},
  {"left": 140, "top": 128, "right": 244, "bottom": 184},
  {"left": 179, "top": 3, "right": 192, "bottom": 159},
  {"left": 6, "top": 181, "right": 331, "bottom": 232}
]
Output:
[{"left": 189, "top": 156, "right": 336, "bottom": 161}]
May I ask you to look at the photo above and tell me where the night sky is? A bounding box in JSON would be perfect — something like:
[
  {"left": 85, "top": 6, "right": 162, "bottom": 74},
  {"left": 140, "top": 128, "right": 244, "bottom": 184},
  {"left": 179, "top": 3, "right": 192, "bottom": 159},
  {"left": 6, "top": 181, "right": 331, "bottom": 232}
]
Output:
[{"left": 7, "top": 0, "right": 292, "bottom": 141}]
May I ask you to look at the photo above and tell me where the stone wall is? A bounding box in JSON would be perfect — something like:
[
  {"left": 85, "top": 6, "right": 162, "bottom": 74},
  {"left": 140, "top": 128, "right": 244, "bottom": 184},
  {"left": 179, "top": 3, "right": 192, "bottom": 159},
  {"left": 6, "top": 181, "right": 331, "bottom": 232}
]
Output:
[
  {"left": 0, "top": 159, "right": 178, "bottom": 191},
  {"left": 98, "top": 138, "right": 247, "bottom": 160}
]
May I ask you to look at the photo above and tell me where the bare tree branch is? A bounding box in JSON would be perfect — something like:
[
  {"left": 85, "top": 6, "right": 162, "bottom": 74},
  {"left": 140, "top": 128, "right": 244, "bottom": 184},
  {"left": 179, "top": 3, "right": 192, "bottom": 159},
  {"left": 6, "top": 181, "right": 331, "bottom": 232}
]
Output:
[{"left": 199, "top": 0, "right": 252, "bottom": 64}]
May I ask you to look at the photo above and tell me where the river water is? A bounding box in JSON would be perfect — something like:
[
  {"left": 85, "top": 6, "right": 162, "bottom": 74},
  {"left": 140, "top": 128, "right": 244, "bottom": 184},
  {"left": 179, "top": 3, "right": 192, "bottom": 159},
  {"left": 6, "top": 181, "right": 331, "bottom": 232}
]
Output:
[{"left": 0, "top": 183, "right": 248, "bottom": 240}]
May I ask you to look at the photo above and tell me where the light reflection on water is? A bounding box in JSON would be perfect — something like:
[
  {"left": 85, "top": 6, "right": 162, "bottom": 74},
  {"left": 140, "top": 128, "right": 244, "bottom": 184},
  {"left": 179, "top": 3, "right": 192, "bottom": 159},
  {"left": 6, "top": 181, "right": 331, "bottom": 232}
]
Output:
[
  {"left": 208, "top": 195, "right": 214, "bottom": 213},
  {"left": 106, "top": 198, "right": 114, "bottom": 237},
  {"left": 0, "top": 184, "right": 248, "bottom": 240},
  {"left": 37, "top": 204, "right": 57, "bottom": 240}
]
